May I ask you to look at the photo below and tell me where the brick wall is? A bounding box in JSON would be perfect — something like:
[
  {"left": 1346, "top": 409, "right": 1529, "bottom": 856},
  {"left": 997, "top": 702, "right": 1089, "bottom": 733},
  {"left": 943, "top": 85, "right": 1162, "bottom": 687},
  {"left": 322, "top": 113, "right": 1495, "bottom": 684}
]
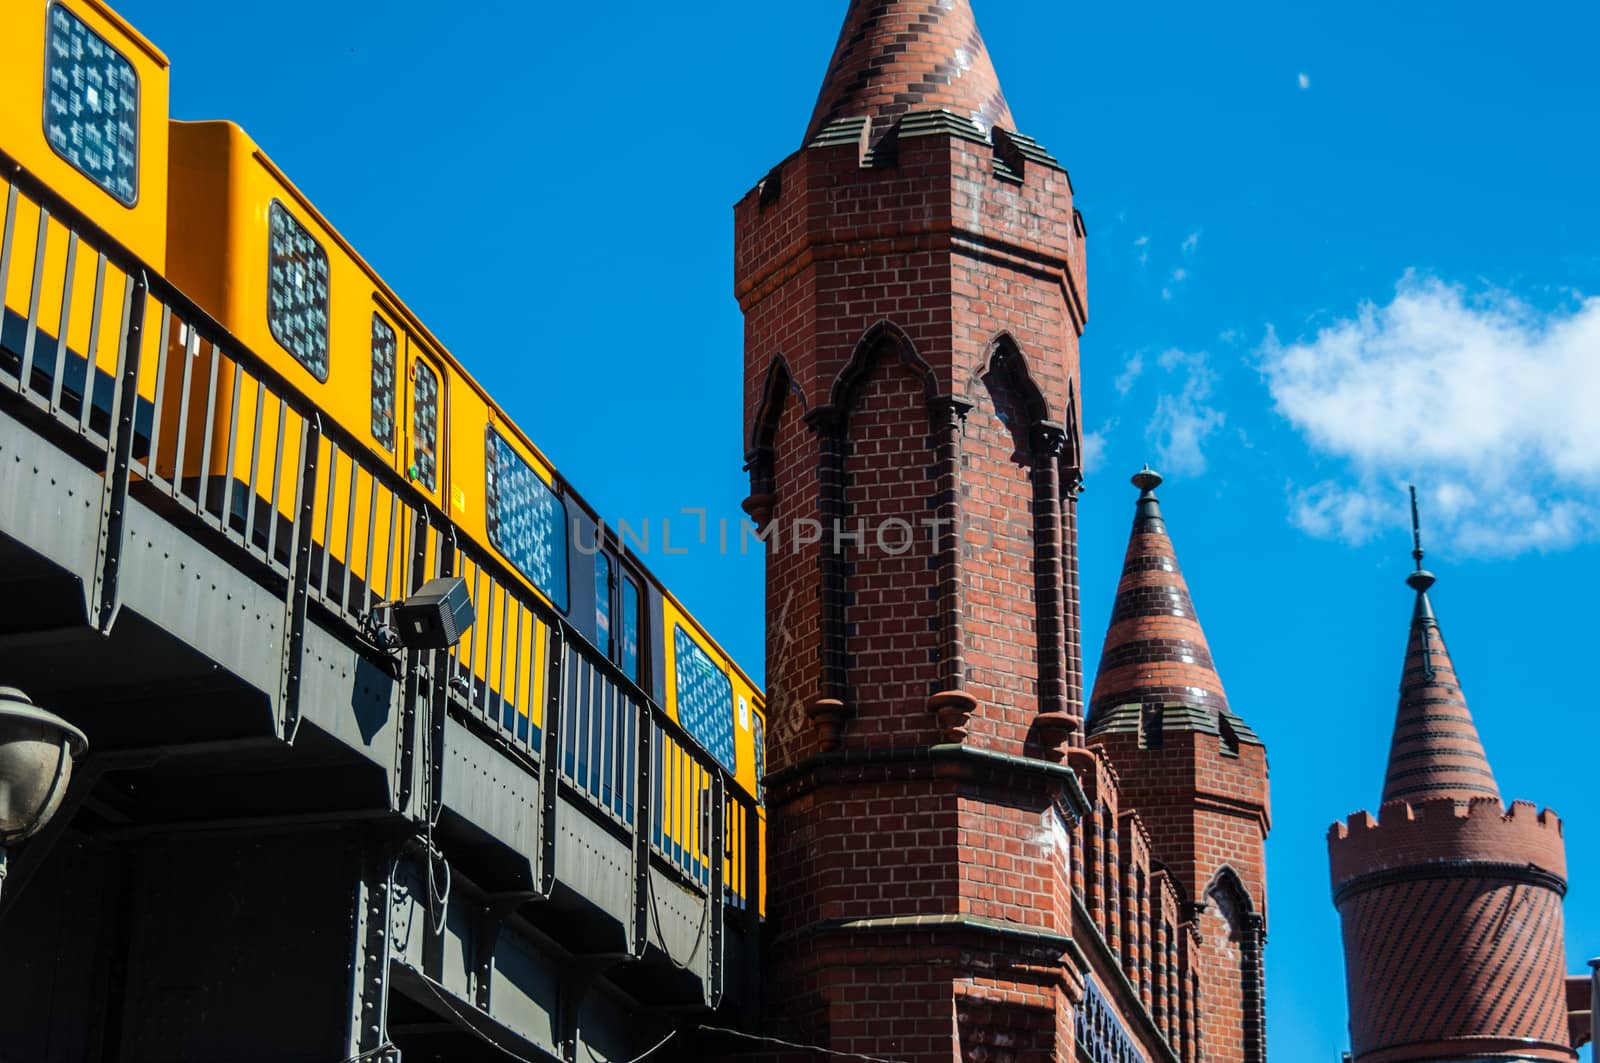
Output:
[{"left": 1093, "top": 726, "right": 1270, "bottom": 1063}]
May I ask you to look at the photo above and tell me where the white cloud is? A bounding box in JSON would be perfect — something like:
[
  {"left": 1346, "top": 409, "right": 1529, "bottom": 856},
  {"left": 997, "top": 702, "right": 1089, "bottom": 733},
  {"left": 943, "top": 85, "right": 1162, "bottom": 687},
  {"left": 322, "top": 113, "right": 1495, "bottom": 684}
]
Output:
[
  {"left": 1134, "top": 235, "right": 1149, "bottom": 247},
  {"left": 1172, "top": 267, "right": 1188, "bottom": 282},
  {"left": 1262, "top": 273, "right": 1600, "bottom": 555},
  {"left": 1114, "top": 354, "right": 1145, "bottom": 396},
  {"left": 1081, "top": 427, "right": 1108, "bottom": 474},
  {"left": 1182, "top": 230, "right": 1202, "bottom": 254},
  {"left": 1298, "top": 72, "right": 1311, "bottom": 90},
  {"left": 1147, "top": 349, "right": 1225, "bottom": 475}
]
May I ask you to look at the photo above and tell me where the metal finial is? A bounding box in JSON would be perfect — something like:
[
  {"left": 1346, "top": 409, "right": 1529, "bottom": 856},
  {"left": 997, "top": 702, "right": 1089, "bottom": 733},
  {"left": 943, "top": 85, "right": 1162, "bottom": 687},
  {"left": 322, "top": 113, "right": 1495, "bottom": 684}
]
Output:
[
  {"left": 1409, "top": 484, "right": 1424, "bottom": 570},
  {"left": 1131, "top": 465, "right": 1164, "bottom": 524},
  {"left": 1405, "top": 485, "right": 1435, "bottom": 594},
  {"left": 1132, "top": 465, "right": 1163, "bottom": 495},
  {"left": 1405, "top": 486, "right": 1438, "bottom": 683}
]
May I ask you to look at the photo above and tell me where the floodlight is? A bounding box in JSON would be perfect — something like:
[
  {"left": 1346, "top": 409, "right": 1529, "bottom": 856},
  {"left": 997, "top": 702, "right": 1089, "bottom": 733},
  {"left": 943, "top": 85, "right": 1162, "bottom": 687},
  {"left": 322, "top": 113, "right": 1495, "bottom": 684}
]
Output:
[{"left": 394, "top": 577, "right": 475, "bottom": 650}]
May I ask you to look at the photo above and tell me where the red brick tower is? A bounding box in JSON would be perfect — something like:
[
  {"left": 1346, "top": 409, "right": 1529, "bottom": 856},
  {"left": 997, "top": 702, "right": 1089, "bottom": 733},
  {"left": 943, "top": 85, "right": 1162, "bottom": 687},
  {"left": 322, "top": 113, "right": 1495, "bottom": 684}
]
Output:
[
  {"left": 1086, "top": 469, "right": 1271, "bottom": 1063},
  {"left": 1328, "top": 516, "right": 1575, "bottom": 1062},
  {"left": 734, "top": 0, "right": 1090, "bottom": 1057}
]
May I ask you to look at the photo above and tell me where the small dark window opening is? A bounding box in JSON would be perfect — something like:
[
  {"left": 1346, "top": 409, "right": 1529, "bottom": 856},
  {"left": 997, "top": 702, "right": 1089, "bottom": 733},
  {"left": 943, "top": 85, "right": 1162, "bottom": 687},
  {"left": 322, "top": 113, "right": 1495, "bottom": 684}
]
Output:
[
  {"left": 1140, "top": 703, "right": 1164, "bottom": 749},
  {"left": 1219, "top": 713, "right": 1242, "bottom": 756}
]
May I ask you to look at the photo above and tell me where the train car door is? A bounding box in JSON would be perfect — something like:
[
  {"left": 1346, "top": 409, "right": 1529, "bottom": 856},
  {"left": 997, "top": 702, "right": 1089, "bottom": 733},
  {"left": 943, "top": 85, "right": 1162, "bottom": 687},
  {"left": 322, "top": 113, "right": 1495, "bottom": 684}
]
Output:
[
  {"left": 401, "top": 331, "right": 447, "bottom": 510},
  {"left": 593, "top": 547, "right": 647, "bottom": 689}
]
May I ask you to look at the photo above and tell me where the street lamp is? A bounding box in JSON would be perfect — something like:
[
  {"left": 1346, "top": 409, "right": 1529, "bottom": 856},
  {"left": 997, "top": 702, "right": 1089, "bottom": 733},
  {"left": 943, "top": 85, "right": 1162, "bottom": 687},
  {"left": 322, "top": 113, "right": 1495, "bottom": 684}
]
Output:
[
  {"left": 393, "top": 576, "right": 475, "bottom": 651},
  {"left": 0, "top": 687, "right": 87, "bottom": 899}
]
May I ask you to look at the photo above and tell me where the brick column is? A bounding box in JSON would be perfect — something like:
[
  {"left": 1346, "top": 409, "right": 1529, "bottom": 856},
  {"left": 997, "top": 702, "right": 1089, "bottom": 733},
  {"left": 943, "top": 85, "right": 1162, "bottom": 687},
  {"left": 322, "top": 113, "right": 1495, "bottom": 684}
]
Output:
[
  {"left": 1061, "top": 474, "right": 1085, "bottom": 736},
  {"left": 928, "top": 396, "right": 975, "bottom": 741},
  {"left": 805, "top": 410, "right": 849, "bottom": 748},
  {"left": 1029, "top": 424, "right": 1074, "bottom": 755}
]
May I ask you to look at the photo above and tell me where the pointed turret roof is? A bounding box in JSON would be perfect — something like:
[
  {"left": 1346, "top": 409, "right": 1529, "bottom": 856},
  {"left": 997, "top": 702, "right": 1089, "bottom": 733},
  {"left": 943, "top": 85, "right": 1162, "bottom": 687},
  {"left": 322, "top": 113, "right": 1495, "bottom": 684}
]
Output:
[
  {"left": 1088, "top": 468, "right": 1257, "bottom": 743},
  {"left": 1379, "top": 546, "right": 1500, "bottom": 806},
  {"left": 805, "top": 0, "right": 1015, "bottom": 147}
]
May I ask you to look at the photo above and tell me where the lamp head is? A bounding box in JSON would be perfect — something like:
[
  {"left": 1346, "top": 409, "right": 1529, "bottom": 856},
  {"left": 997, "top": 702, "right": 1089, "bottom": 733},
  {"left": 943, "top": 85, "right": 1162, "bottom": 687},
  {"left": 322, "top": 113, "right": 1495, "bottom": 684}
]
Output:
[
  {"left": 0, "top": 687, "right": 87, "bottom": 843},
  {"left": 394, "top": 577, "right": 476, "bottom": 650}
]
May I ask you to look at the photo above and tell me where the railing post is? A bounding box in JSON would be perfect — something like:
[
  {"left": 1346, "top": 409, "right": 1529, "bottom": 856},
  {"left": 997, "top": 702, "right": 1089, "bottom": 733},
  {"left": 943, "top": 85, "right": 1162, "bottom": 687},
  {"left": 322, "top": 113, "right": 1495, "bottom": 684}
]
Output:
[
  {"left": 426, "top": 670, "right": 448, "bottom": 825},
  {"left": 395, "top": 512, "right": 441, "bottom": 817},
  {"left": 740, "top": 789, "right": 764, "bottom": 1031},
  {"left": 87, "top": 272, "right": 145, "bottom": 632},
  {"left": 396, "top": 648, "right": 422, "bottom": 817},
  {"left": 537, "top": 625, "right": 564, "bottom": 898},
  {"left": 743, "top": 793, "right": 761, "bottom": 934},
  {"left": 412, "top": 510, "right": 450, "bottom": 827},
  {"left": 428, "top": 523, "right": 452, "bottom": 827},
  {"left": 706, "top": 769, "right": 725, "bottom": 1008},
  {"left": 630, "top": 698, "right": 652, "bottom": 959},
  {"left": 278, "top": 413, "right": 321, "bottom": 743}
]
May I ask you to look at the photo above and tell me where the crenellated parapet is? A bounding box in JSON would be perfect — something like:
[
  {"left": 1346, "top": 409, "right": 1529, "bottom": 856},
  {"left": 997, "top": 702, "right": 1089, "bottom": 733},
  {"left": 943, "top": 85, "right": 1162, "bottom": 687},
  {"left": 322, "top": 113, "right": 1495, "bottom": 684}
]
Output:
[{"left": 1329, "top": 796, "right": 1567, "bottom": 897}]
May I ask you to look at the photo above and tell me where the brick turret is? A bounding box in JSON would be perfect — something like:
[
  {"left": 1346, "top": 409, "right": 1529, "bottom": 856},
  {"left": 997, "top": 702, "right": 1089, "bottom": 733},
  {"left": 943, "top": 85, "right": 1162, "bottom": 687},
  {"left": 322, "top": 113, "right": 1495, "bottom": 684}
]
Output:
[
  {"left": 735, "top": 0, "right": 1092, "bottom": 1057},
  {"left": 805, "top": 0, "right": 1015, "bottom": 148},
  {"left": 1087, "top": 469, "right": 1271, "bottom": 1063},
  {"left": 1328, "top": 550, "right": 1576, "bottom": 1062}
]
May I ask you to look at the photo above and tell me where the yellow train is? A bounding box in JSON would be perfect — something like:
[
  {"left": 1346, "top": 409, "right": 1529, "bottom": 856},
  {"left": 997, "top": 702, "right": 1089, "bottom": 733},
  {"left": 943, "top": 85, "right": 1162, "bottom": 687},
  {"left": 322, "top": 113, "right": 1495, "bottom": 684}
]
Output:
[{"left": 0, "top": 0, "right": 763, "bottom": 908}]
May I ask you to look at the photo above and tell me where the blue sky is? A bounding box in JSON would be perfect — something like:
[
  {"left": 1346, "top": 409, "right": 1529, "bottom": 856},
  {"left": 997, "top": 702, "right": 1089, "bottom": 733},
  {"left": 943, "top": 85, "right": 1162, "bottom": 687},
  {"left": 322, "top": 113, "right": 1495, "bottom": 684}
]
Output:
[{"left": 119, "top": 0, "right": 1600, "bottom": 1054}]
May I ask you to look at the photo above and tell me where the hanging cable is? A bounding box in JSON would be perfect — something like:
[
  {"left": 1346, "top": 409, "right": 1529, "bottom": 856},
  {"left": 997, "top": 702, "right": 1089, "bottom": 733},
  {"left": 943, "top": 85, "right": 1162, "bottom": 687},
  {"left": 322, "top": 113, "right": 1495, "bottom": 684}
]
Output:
[
  {"left": 339, "top": 1040, "right": 397, "bottom": 1063},
  {"left": 644, "top": 859, "right": 711, "bottom": 971},
  {"left": 412, "top": 976, "right": 544, "bottom": 1063},
  {"left": 412, "top": 975, "right": 678, "bottom": 1063},
  {"left": 585, "top": 1028, "right": 679, "bottom": 1063},
  {"left": 416, "top": 653, "right": 450, "bottom": 935},
  {"left": 693, "top": 1024, "right": 912, "bottom": 1063}
]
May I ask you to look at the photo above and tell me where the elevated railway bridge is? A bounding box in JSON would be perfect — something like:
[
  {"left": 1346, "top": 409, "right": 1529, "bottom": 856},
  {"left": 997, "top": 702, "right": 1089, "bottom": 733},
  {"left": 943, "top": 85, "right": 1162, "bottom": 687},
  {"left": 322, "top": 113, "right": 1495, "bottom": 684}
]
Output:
[{"left": 0, "top": 154, "right": 760, "bottom": 1063}]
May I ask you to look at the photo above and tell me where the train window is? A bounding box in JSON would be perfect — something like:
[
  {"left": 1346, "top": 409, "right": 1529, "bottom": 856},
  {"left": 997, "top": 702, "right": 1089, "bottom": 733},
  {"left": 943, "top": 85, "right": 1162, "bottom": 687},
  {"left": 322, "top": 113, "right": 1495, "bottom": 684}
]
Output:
[
  {"left": 619, "top": 577, "right": 640, "bottom": 683},
  {"left": 266, "top": 202, "right": 330, "bottom": 381},
  {"left": 673, "top": 626, "right": 735, "bottom": 772},
  {"left": 43, "top": 4, "right": 139, "bottom": 206},
  {"left": 411, "top": 359, "right": 439, "bottom": 490},
  {"left": 752, "top": 711, "right": 765, "bottom": 801},
  {"left": 594, "top": 553, "right": 613, "bottom": 658},
  {"left": 370, "top": 315, "right": 396, "bottom": 451},
  {"left": 485, "top": 428, "right": 568, "bottom": 611}
]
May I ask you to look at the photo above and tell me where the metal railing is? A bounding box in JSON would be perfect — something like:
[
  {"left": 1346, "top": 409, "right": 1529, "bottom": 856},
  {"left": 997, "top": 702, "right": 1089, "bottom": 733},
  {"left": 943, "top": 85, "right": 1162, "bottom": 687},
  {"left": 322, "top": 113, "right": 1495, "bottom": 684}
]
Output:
[{"left": 0, "top": 152, "right": 761, "bottom": 981}]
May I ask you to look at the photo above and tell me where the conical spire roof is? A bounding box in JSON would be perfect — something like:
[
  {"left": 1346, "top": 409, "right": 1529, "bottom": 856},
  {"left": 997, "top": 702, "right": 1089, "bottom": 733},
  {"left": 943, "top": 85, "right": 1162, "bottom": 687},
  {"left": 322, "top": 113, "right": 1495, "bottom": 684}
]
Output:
[
  {"left": 1379, "top": 567, "right": 1501, "bottom": 805},
  {"left": 805, "top": 0, "right": 1015, "bottom": 147},
  {"left": 1089, "top": 469, "right": 1251, "bottom": 739}
]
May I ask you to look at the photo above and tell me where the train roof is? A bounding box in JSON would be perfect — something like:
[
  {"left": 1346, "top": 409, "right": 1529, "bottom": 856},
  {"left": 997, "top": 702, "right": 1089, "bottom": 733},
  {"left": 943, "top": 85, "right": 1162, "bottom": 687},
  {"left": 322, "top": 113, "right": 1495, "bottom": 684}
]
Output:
[
  {"left": 171, "top": 119, "right": 762, "bottom": 698},
  {"left": 82, "top": 0, "right": 171, "bottom": 68}
]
